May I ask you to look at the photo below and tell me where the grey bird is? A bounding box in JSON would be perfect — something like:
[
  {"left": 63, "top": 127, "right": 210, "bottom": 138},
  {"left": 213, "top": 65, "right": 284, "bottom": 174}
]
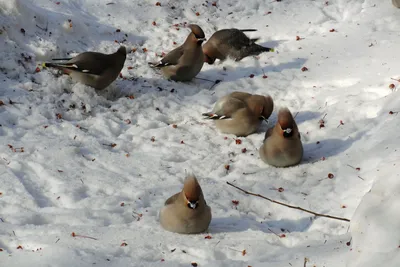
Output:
[
  {"left": 148, "top": 24, "right": 206, "bottom": 82},
  {"left": 203, "top": 91, "right": 274, "bottom": 137},
  {"left": 159, "top": 174, "right": 211, "bottom": 234},
  {"left": 43, "top": 46, "right": 127, "bottom": 90},
  {"left": 202, "top": 28, "right": 274, "bottom": 64},
  {"left": 259, "top": 107, "right": 303, "bottom": 167},
  {"left": 393, "top": 0, "right": 400, "bottom": 8}
]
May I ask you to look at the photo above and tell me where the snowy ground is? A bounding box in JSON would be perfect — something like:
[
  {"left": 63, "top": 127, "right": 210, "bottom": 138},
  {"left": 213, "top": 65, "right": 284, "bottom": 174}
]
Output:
[{"left": 1, "top": 0, "right": 400, "bottom": 266}]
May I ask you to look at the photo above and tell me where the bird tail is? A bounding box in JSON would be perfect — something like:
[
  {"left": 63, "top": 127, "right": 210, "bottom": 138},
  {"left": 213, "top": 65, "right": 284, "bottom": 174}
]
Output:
[
  {"left": 239, "top": 29, "right": 258, "bottom": 32},
  {"left": 51, "top": 57, "right": 73, "bottom": 61},
  {"left": 241, "top": 44, "right": 274, "bottom": 58},
  {"left": 148, "top": 61, "right": 166, "bottom": 68},
  {"left": 42, "top": 62, "right": 60, "bottom": 68},
  {"left": 42, "top": 62, "right": 72, "bottom": 74},
  {"left": 202, "top": 112, "right": 230, "bottom": 120}
]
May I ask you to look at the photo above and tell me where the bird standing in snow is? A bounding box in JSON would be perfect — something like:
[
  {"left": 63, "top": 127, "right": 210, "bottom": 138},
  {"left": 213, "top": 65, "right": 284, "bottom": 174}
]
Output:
[
  {"left": 43, "top": 46, "right": 127, "bottom": 90},
  {"left": 159, "top": 174, "right": 211, "bottom": 234},
  {"left": 259, "top": 107, "right": 303, "bottom": 167},
  {"left": 202, "top": 91, "right": 274, "bottom": 137},
  {"left": 202, "top": 28, "right": 274, "bottom": 64},
  {"left": 148, "top": 24, "right": 206, "bottom": 82},
  {"left": 393, "top": 0, "right": 400, "bottom": 8}
]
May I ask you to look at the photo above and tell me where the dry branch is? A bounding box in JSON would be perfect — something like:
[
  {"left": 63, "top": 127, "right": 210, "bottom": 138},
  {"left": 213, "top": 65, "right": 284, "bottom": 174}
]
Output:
[{"left": 226, "top": 181, "right": 350, "bottom": 222}]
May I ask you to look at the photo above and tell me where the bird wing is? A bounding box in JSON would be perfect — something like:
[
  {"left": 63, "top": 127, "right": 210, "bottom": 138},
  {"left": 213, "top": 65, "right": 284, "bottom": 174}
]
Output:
[
  {"left": 51, "top": 52, "right": 109, "bottom": 75},
  {"left": 203, "top": 96, "right": 247, "bottom": 120},
  {"left": 150, "top": 46, "right": 184, "bottom": 68}
]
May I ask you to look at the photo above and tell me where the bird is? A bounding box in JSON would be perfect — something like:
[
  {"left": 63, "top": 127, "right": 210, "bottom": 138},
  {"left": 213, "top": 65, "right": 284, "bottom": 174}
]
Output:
[
  {"left": 202, "top": 91, "right": 274, "bottom": 137},
  {"left": 259, "top": 107, "right": 303, "bottom": 167},
  {"left": 159, "top": 174, "right": 211, "bottom": 234},
  {"left": 393, "top": 0, "right": 400, "bottom": 8},
  {"left": 202, "top": 28, "right": 274, "bottom": 64},
  {"left": 43, "top": 46, "right": 127, "bottom": 90},
  {"left": 148, "top": 24, "right": 206, "bottom": 82}
]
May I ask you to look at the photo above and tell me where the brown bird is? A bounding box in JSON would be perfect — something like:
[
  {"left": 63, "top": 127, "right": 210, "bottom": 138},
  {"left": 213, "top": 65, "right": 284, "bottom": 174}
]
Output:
[
  {"left": 159, "top": 174, "right": 212, "bottom": 234},
  {"left": 43, "top": 46, "right": 126, "bottom": 90},
  {"left": 149, "top": 24, "right": 206, "bottom": 81},
  {"left": 259, "top": 107, "right": 303, "bottom": 167},
  {"left": 203, "top": 91, "right": 274, "bottom": 137},
  {"left": 393, "top": 0, "right": 400, "bottom": 8},
  {"left": 202, "top": 28, "right": 274, "bottom": 64}
]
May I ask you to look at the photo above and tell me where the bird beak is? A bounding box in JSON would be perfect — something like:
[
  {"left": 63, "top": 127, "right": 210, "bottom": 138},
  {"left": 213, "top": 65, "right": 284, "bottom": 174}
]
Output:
[
  {"left": 187, "top": 200, "right": 199, "bottom": 209},
  {"left": 282, "top": 128, "right": 292, "bottom": 134}
]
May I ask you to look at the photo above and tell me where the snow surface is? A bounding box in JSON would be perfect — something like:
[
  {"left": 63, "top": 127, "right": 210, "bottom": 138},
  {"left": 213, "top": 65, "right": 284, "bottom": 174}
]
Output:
[{"left": 1, "top": 0, "right": 400, "bottom": 266}]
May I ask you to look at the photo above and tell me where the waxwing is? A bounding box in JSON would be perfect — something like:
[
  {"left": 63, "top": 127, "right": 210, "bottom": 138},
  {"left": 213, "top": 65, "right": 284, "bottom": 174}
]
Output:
[
  {"left": 159, "top": 174, "right": 211, "bottom": 234},
  {"left": 149, "top": 24, "right": 206, "bottom": 82},
  {"left": 259, "top": 107, "right": 303, "bottom": 167},
  {"left": 43, "top": 46, "right": 126, "bottom": 90},
  {"left": 203, "top": 91, "right": 274, "bottom": 137},
  {"left": 202, "top": 28, "right": 273, "bottom": 64}
]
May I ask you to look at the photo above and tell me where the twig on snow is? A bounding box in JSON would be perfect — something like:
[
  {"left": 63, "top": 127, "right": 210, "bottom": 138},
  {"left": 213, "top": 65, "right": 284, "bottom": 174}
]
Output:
[
  {"left": 226, "top": 181, "right": 350, "bottom": 222},
  {"left": 71, "top": 232, "right": 98, "bottom": 240}
]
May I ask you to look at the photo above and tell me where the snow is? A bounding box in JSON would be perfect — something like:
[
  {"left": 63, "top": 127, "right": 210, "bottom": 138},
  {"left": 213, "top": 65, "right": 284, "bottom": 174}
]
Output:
[{"left": 0, "top": 0, "right": 399, "bottom": 266}]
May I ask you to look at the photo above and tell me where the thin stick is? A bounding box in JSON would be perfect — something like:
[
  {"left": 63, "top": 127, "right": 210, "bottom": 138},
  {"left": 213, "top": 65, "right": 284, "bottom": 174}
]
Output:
[
  {"left": 71, "top": 232, "right": 98, "bottom": 240},
  {"left": 194, "top": 77, "right": 215, "bottom": 83},
  {"left": 267, "top": 228, "right": 281, "bottom": 237},
  {"left": 226, "top": 182, "right": 350, "bottom": 222}
]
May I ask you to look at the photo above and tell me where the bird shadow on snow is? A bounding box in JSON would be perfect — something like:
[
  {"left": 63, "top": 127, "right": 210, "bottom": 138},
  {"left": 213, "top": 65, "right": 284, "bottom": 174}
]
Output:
[
  {"left": 199, "top": 58, "right": 308, "bottom": 83},
  {"left": 302, "top": 131, "right": 366, "bottom": 163},
  {"left": 210, "top": 215, "right": 313, "bottom": 234}
]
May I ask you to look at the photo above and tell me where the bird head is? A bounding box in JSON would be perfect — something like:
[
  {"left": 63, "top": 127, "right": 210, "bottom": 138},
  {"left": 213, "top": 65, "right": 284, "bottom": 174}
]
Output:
[
  {"left": 188, "top": 24, "right": 206, "bottom": 44},
  {"left": 277, "top": 107, "right": 296, "bottom": 138},
  {"left": 203, "top": 53, "right": 216, "bottom": 64},
  {"left": 247, "top": 95, "right": 274, "bottom": 122},
  {"left": 182, "top": 174, "right": 203, "bottom": 210}
]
